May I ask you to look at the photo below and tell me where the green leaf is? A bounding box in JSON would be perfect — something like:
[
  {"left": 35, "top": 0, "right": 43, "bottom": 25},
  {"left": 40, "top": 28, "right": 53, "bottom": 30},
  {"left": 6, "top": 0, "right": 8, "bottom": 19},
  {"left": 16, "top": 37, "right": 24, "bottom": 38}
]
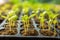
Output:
[
  {"left": 0, "top": 16, "right": 6, "bottom": 19},
  {"left": 40, "top": 11, "right": 46, "bottom": 17},
  {"left": 8, "top": 15, "right": 18, "bottom": 21},
  {"left": 53, "top": 14, "right": 59, "bottom": 19},
  {"left": 7, "top": 11, "right": 15, "bottom": 17},
  {"left": 29, "top": 13, "right": 37, "bottom": 19},
  {"left": 21, "top": 15, "right": 29, "bottom": 22}
]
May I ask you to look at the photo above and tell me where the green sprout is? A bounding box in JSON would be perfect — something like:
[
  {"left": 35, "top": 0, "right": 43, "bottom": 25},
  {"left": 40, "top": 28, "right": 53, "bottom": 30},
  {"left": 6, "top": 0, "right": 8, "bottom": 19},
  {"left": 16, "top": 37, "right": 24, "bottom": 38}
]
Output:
[
  {"left": 21, "top": 12, "right": 37, "bottom": 32},
  {"left": 38, "top": 11, "right": 46, "bottom": 29},
  {"left": 0, "top": 10, "right": 18, "bottom": 31},
  {"left": 47, "top": 10, "right": 59, "bottom": 36},
  {"left": 7, "top": 10, "right": 18, "bottom": 31},
  {"left": 52, "top": 14, "right": 59, "bottom": 36},
  {"left": 47, "top": 10, "right": 59, "bottom": 30},
  {"left": 8, "top": 15, "right": 18, "bottom": 21},
  {"left": 47, "top": 11, "right": 54, "bottom": 30}
]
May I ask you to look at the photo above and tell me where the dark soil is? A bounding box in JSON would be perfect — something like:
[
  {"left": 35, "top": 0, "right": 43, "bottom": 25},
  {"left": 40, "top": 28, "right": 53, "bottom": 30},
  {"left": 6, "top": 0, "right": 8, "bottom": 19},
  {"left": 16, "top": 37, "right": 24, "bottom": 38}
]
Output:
[
  {"left": 20, "top": 29, "right": 38, "bottom": 36},
  {"left": 40, "top": 29, "right": 57, "bottom": 36}
]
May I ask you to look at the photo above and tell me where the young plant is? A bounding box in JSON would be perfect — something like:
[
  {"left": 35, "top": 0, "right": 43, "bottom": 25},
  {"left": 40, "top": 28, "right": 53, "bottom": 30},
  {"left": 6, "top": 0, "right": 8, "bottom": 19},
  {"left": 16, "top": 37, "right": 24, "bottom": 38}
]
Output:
[
  {"left": 34, "top": 8, "right": 40, "bottom": 20},
  {"left": 47, "top": 11, "right": 59, "bottom": 36},
  {"left": 0, "top": 0, "right": 20, "bottom": 31},
  {"left": 52, "top": 14, "right": 59, "bottom": 36},
  {"left": 38, "top": 11, "right": 46, "bottom": 29},
  {"left": 47, "top": 11, "right": 54, "bottom": 30},
  {"left": 0, "top": 10, "right": 18, "bottom": 31},
  {"left": 21, "top": 12, "right": 37, "bottom": 32}
]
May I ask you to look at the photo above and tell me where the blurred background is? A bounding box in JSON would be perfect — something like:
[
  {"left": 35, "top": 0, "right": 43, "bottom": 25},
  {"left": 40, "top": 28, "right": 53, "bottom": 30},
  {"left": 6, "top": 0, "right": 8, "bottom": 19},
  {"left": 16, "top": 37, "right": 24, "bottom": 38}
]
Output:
[
  {"left": 20, "top": 0, "right": 60, "bottom": 4},
  {"left": 16, "top": 0, "right": 60, "bottom": 10}
]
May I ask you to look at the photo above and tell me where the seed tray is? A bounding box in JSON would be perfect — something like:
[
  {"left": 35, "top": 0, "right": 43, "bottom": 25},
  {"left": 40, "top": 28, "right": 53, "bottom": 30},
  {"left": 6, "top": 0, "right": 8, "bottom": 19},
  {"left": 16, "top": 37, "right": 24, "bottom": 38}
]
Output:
[
  {"left": 18, "top": 18, "right": 59, "bottom": 38},
  {"left": 0, "top": 18, "right": 59, "bottom": 38},
  {"left": 0, "top": 9, "right": 59, "bottom": 38}
]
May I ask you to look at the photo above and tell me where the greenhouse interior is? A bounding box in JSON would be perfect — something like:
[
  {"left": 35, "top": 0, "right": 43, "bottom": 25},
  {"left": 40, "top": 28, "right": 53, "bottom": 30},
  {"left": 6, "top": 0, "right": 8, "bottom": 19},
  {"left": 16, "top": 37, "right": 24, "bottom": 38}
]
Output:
[{"left": 0, "top": 0, "right": 60, "bottom": 38}]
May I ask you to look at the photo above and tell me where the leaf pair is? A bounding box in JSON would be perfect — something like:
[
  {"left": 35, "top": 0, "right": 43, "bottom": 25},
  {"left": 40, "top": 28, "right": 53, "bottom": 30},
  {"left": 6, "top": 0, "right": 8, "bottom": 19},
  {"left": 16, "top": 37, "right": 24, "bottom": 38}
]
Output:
[
  {"left": 21, "top": 13, "right": 37, "bottom": 22},
  {"left": 47, "top": 10, "right": 59, "bottom": 19}
]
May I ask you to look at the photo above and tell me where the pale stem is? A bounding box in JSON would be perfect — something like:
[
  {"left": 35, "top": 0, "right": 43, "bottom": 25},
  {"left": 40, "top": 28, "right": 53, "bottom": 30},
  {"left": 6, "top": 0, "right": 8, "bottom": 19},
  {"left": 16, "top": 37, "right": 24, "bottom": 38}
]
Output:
[
  {"left": 9, "top": 20, "right": 12, "bottom": 31},
  {"left": 24, "top": 21, "right": 27, "bottom": 33}
]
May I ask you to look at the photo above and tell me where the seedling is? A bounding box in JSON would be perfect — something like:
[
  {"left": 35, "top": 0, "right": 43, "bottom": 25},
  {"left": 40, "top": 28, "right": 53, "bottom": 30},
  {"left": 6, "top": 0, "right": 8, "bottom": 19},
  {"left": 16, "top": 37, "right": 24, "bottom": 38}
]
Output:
[
  {"left": 52, "top": 14, "right": 59, "bottom": 36},
  {"left": 21, "top": 11, "right": 37, "bottom": 33},
  {"left": 0, "top": 10, "right": 18, "bottom": 31},
  {"left": 38, "top": 11, "right": 46, "bottom": 29},
  {"left": 47, "top": 10, "right": 59, "bottom": 36}
]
